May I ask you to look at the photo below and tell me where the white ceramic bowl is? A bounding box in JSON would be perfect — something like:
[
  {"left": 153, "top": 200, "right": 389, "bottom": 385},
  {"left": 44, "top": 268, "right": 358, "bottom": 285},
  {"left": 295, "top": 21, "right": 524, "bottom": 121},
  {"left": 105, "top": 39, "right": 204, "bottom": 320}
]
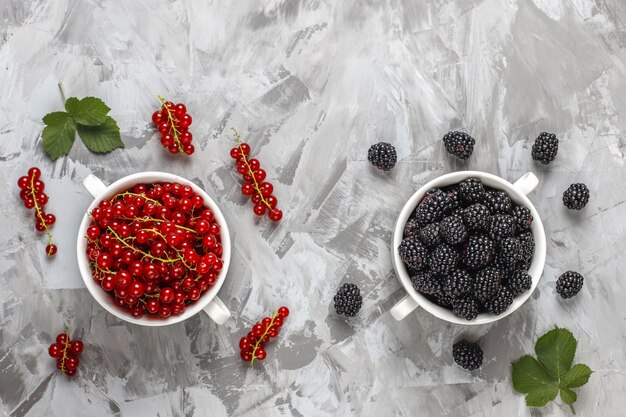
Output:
[
  {"left": 77, "top": 172, "right": 231, "bottom": 326},
  {"left": 390, "top": 171, "right": 546, "bottom": 325}
]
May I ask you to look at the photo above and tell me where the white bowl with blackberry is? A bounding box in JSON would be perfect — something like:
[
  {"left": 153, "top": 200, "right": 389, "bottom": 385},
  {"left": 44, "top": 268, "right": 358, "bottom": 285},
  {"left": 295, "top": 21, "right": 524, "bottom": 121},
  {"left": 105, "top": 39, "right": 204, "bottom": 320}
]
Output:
[{"left": 390, "top": 171, "right": 546, "bottom": 325}]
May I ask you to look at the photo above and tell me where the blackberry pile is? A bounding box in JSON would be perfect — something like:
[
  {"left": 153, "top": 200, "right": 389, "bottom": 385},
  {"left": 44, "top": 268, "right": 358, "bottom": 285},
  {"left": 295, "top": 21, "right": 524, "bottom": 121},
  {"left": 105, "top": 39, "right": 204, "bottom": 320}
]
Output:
[{"left": 399, "top": 177, "right": 535, "bottom": 320}]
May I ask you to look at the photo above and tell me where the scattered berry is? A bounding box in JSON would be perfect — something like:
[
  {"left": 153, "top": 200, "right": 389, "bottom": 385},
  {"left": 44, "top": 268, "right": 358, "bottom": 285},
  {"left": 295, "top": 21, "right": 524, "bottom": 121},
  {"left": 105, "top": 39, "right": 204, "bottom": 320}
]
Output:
[
  {"left": 506, "top": 270, "right": 532, "bottom": 296},
  {"left": 556, "top": 271, "right": 584, "bottom": 299},
  {"left": 562, "top": 183, "right": 590, "bottom": 210},
  {"left": 48, "top": 331, "right": 83, "bottom": 376},
  {"left": 333, "top": 283, "right": 363, "bottom": 317},
  {"left": 442, "top": 131, "right": 475, "bottom": 160},
  {"left": 453, "top": 340, "right": 483, "bottom": 370},
  {"left": 152, "top": 98, "right": 194, "bottom": 155},
  {"left": 17, "top": 167, "right": 57, "bottom": 256},
  {"left": 531, "top": 132, "right": 559, "bottom": 164},
  {"left": 238, "top": 306, "right": 288, "bottom": 365},
  {"left": 367, "top": 142, "right": 397, "bottom": 171}
]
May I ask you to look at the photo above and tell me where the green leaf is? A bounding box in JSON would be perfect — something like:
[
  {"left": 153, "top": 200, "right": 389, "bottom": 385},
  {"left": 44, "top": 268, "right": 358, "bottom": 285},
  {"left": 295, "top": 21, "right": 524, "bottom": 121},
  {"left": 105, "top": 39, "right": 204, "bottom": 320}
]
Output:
[
  {"left": 512, "top": 355, "right": 558, "bottom": 393},
  {"left": 65, "top": 96, "right": 110, "bottom": 126},
  {"left": 560, "top": 388, "right": 577, "bottom": 405},
  {"left": 76, "top": 116, "right": 124, "bottom": 153},
  {"left": 525, "top": 387, "right": 559, "bottom": 407},
  {"left": 563, "top": 364, "right": 592, "bottom": 388},
  {"left": 535, "top": 328, "right": 576, "bottom": 378},
  {"left": 41, "top": 111, "right": 76, "bottom": 160}
]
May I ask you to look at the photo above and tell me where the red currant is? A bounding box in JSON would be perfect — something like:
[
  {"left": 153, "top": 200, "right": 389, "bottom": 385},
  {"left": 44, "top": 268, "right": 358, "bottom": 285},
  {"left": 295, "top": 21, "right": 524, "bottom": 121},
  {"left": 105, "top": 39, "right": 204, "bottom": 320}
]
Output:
[
  {"left": 69, "top": 340, "right": 84, "bottom": 354},
  {"left": 278, "top": 306, "right": 289, "bottom": 318},
  {"left": 269, "top": 209, "right": 283, "bottom": 222},
  {"left": 48, "top": 343, "right": 63, "bottom": 358},
  {"left": 46, "top": 244, "right": 58, "bottom": 256}
]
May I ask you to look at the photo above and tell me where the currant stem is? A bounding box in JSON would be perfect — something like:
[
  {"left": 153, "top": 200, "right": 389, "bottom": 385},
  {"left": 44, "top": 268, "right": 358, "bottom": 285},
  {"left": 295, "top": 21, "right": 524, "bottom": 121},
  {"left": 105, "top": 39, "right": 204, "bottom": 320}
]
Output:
[
  {"left": 59, "top": 329, "right": 69, "bottom": 373},
  {"left": 157, "top": 95, "right": 185, "bottom": 153},
  {"left": 231, "top": 128, "right": 272, "bottom": 210},
  {"left": 120, "top": 215, "right": 197, "bottom": 234},
  {"left": 250, "top": 311, "right": 278, "bottom": 366},
  {"left": 57, "top": 82, "right": 67, "bottom": 104},
  {"left": 30, "top": 174, "right": 54, "bottom": 254},
  {"left": 107, "top": 227, "right": 180, "bottom": 264},
  {"left": 110, "top": 191, "right": 162, "bottom": 207}
]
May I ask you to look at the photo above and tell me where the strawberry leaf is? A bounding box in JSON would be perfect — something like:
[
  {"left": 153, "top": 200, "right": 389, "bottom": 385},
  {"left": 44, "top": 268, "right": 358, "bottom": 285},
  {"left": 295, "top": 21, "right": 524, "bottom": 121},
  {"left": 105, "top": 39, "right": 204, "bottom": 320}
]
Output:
[
  {"left": 562, "top": 364, "right": 592, "bottom": 388},
  {"left": 535, "top": 327, "right": 576, "bottom": 378},
  {"left": 65, "top": 96, "right": 110, "bottom": 126},
  {"left": 76, "top": 116, "right": 124, "bottom": 153},
  {"left": 41, "top": 112, "right": 76, "bottom": 160}
]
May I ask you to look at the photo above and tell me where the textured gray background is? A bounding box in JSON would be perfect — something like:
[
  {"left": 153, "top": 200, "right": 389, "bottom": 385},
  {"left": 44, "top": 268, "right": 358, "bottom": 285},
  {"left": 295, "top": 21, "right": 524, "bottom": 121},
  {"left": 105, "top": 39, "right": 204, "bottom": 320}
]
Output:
[{"left": 1, "top": 0, "right": 625, "bottom": 416}]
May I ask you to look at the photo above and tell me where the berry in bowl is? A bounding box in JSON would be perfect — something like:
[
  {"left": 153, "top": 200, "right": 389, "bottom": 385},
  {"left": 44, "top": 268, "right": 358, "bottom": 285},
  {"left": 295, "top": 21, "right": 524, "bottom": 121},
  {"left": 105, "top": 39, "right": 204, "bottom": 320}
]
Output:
[
  {"left": 391, "top": 171, "right": 546, "bottom": 325},
  {"left": 77, "top": 172, "right": 230, "bottom": 326}
]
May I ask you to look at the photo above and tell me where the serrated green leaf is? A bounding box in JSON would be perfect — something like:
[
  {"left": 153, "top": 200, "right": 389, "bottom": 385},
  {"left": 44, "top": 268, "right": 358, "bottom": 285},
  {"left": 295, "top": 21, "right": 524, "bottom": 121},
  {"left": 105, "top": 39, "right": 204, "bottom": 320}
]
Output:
[
  {"left": 76, "top": 116, "right": 124, "bottom": 153},
  {"left": 560, "top": 388, "right": 577, "bottom": 405},
  {"left": 41, "top": 111, "right": 76, "bottom": 160},
  {"left": 535, "top": 328, "right": 576, "bottom": 378},
  {"left": 562, "top": 364, "right": 592, "bottom": 388},
  {"left": 512, "top": 355, "right": 557, "bottom": 393},
  {"left": 65, "top": 96, "right": 110, "bottom": 126},
  {"left": 525, "top": 387, "right": 559, "bottom": 407}
]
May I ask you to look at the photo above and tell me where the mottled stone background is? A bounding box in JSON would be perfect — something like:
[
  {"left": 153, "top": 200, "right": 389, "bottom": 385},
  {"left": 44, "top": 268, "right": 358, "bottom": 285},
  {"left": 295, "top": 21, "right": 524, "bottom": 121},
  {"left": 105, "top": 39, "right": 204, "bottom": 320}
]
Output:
[{"left": 1, "top": 0, "right": 625, "bottom": 416}]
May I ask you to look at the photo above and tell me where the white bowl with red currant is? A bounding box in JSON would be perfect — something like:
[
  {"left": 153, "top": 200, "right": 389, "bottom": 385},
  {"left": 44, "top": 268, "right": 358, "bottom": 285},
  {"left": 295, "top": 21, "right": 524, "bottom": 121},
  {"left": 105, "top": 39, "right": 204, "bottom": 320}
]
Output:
[{"left": 76, "top": 172, "right": 231, "bottom": 326}]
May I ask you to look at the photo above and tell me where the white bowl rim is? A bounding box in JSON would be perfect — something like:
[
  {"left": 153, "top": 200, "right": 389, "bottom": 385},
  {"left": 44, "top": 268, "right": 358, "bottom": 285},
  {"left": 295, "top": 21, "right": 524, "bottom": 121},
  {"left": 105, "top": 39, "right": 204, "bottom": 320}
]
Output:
[{"left": 392, "top": 170, "right": 546, "bottom": 325}]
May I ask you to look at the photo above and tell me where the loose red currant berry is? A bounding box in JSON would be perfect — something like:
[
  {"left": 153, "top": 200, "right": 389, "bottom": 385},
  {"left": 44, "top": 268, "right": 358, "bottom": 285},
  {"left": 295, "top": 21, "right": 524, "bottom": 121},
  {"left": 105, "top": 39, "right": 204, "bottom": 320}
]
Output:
[
  {"left": 278, "top": 306, "right": 289, "bottom": 318},
  {"left": 46, "top": 244, "right": 58, "bottom": 256},
  {"left": 269, "top": 209, "right": 283, "bottom": 222},
  {"left": 69, "top": 340, "right": 84, "bottom": 354},
  {"left": 48, "top": 343, "right": 63, "bottom": 358}
]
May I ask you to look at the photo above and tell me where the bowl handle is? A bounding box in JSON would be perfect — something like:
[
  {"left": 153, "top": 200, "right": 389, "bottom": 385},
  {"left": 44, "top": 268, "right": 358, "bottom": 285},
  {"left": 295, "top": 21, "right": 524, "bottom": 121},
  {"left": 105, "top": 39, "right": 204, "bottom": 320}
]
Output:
[
  {"left": 203, "top": 296, "right": 231, "bottom": 325},
  {"left": 390, "top": 295, "right": 420, "bottom": 321},
  {"left": 512, "top": 172, "right": 539, "bottom": 196},
  {"left": 83, "top": 174, "right": 108, "bottom": 198}
]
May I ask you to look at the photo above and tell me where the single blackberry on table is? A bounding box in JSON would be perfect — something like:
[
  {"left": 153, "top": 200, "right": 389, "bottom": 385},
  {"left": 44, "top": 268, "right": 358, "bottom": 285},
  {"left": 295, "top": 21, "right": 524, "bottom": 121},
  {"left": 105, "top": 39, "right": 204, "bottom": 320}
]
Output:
[
  {"left": 333, "top": 283, "right": 362, "bottom": 317},
  {"left": 441, "top": 215, "right": 468, "bottom": 245},
  {"left": 403, "top": 217, "right": 421, "bottom": 238},
  {"left": 462, "top": 203, "right": 491, "bottom": 232},
  {"left": 518, "top": 231, "right": 535, "bottom": 261},
  {"left": 506, "top": 270, "right": 532, "bottom": 296},
  {"left": 556, "top": 271, "right": 584, "bottom": 299},
  {"left": 562, "top": 183, "right": 590, "bottom": 210},
  {"left": 428, "top": 244, "right": 460, "bottom": 275},
  {"left": 489, "top": 214, "right": 516, "bottom": 241},
  {"left": 531, "top": 132, "right": 559, "bottom": 164},
  {"left": 367, "top": 142, "right": 397, "bottom": 171},
  {"left": 442, "top": 269, "right": 474, "bottom": 299},
  {"left": 398, "top": 236, "right": 429, "bottom": 270},
  {"left": 452, "top": 295, "right": 480, "bottom": 321},
  {"left": 415, "top": 189, "right": 447, "bottom": 225},
  {"left": 458, "top": 177, "right": 486, "bottom": 204},
  {"left": 498, "top": 237, "right": 524, "bottom": 266},
  {"left": 416, "top": 222, "right": 442, "bottom": 247},
  {"left": 484, "top": 286, "right": 514, "bottom": 315},
  {"left": 410, "top": 271, "right": 441, "bottom": 295},
  {"left": 512, "top": 206, "right": 533, "bottom": 231},
  {"left": 443, "top": 131, "right": 475, "bottom": 160},
  {"left": 453, "top": 340, "right": 483, "bottom": 370},
  {"left": 473, "top": 267, "right": 503, "bottom": 302},
  {"left": 483, "top": 191, "right": 512, "bottom": 214},
  {"left": 462, "top": 234, "right": 495, "bottom": 270}
]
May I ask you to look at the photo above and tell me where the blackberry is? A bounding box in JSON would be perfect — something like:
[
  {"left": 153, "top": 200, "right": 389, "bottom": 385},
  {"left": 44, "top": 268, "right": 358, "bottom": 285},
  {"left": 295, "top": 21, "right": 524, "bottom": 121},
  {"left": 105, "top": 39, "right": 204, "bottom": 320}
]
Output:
[
  {"left": 452, "top": 296, "right": 480, "bottom": 321},
  {"left": 490, "top": 214, "right": 516, "bottom": 241},
  {"left": 512, "top": 206, "right": 533, "bottom": 230},
  {"left": 398, "top": 236, "right": 429, "bottom": 270},
  {"left": 506, "top": 270, "right": 532, "bottom": 296},
  {"left": 441, "top": 215, "right": 468, "bottom": 245},
  {"left": 484, "top": 286, "right": 514, "bottom": 315},
  {"left": 428, "top": 244, "right": 460, "bottom": 275},
  {"left": 416, "top": 222, "right": 442, "bottom": 247},
  {"left": 556, "top": 271, "right": 584, "bottom": 299},
  {"left": 462, "top": 203, "right": 491, "bottom": 232},
  {"left": 443, "top": 187, "right": 461, "bottom": 214},
  {"left": 473, "top": 267, "right": 503, "bottom": 302},
  {"left": 452, "top": 340, "right": 483, "bottom": 370},
  {"left": 562, "top": 183, "right": 590, "bottom": 210},
  {"left": 458, "top": 177, "right": 486, "bottom": 203},
  {"left": 483, "top": 191, "right": 512, "bottom": 214},
  {"left": 442, "top": 269, "right": 474, "bottom": 299},
  {"left": 517, "top": 259, "right": 531, "bottom": 272},
  {"left": 462, "top": 235, "right": 495, "bottom": 270},
  {"left": 498, "top": 237, "right": 524, "bottom": 266},
  {"left": 403, "top": 217, "right": 421, "bottom": 239},
  {"left": 367, "top": 142, "right": 397, "bottom": 171},
  {"left": 518, "top": 231, "right": 535, "bottom": 261},
  {"left": 410, "top": 271, "right": 441, "bottom": 295},
  {"left": 415, "top": 189, "right": 447, "bottom": 225},
  {"left": 333, "top": 283, "right": 362, "bottom": 317},
  {"left": 443, "top": 131, "right": 475, "bottom": 160},
  {"left": 429, "top": 291, "right": 454, "bottom": 307},
  {"left": 492, "top": 253, "right": 517, "bottom": 273},
  {"left": 531, "top": 132, "right": 559, "bottom": 164}
]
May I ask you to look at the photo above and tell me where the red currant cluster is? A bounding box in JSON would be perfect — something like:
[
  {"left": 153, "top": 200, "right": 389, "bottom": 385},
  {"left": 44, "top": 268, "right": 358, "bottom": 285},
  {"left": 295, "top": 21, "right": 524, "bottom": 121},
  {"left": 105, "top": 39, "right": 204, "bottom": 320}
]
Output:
[
  {"left": 17, "top": 167, "right": 57, "bottom": 256},
  {"left": 239, "top": 306, "right": 289, "bottom": 364},
  {"left": 230, "top": 129, "right": 283, "bottom": 222},
  {"left": 85, "top": 182, "right": 223, "bottom": 318},
  {"left": 48, "top": 331, "right": 83, "bottom": 377},
  {"left": 152, "top": 97, "right": 194, "bottom": 155}
]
